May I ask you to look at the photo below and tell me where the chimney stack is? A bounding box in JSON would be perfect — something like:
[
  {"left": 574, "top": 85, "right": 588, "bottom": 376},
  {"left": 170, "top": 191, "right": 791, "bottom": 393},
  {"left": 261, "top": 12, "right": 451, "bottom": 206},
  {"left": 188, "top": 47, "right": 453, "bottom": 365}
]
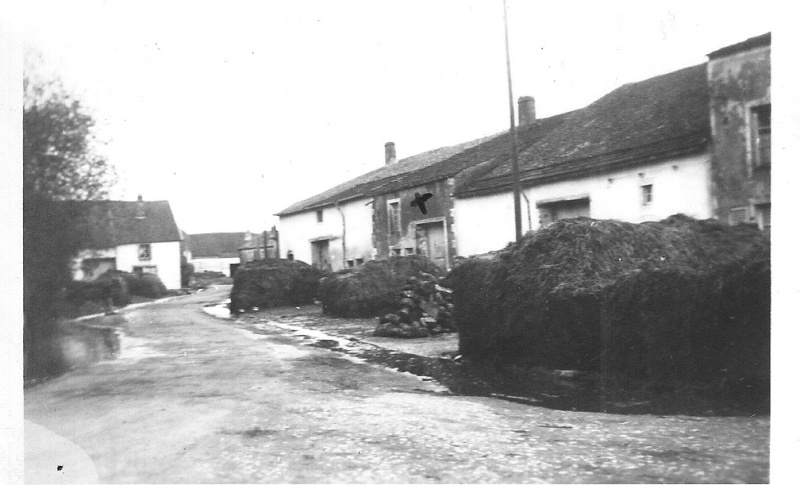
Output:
[
  {"left": 135, "top": 194, "right": 146, "bottom": 219},
  {"left": 385, "top": 142, "right": 396, "bottom": 165},
  {"left": 518, "top": 96, "right": 536, "bottom": 126}
]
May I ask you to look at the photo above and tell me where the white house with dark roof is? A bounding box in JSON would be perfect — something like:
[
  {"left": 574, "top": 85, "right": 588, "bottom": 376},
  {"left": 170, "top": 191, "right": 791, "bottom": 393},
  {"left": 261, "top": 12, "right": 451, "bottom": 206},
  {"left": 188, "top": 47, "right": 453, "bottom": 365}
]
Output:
[
  {"left": 452, "top": 33, "right": 770, "bottom": 256},
  {"left": 275, "top": 130, "right": 549, "bottom": 271},
  {"left": 277, "top": 33, "right": 770, "bottom": 267},
  {"left": 69, "top": 196, "right": 183, "bottom": 289}
]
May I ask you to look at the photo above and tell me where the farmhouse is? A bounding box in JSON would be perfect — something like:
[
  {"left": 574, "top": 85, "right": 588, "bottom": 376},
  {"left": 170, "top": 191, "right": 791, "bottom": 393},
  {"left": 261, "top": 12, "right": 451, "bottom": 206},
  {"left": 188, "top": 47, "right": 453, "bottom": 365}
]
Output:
[
  {"left": 453, "top": 33, "right": 770, "bottom": 254},
  {"left": 68, "top": 196, "right": 183, "bottom": 289},
  {"left": 275, "top": 110, "right": 572, "bottom": 271},
  {"left": 277, "top": 33, "right": 770, "bottom": 267},
  {"left": 275, "top": 137, "right": 491, "bottom": 271}
]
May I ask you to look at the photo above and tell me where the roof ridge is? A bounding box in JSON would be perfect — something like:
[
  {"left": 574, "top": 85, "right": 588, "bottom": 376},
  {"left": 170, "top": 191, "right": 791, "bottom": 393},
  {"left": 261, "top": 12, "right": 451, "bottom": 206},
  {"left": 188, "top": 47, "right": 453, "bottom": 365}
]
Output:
[{"left": 276, "top": 132, "right": 501, "bottom": 215}]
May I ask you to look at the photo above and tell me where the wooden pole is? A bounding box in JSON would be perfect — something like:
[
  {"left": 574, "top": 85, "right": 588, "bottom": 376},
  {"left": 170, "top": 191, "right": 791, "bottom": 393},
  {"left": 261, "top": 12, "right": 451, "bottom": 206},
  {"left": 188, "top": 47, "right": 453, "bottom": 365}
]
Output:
[{"left": 503, "top": 0, "right": 523, "bottom": 242}]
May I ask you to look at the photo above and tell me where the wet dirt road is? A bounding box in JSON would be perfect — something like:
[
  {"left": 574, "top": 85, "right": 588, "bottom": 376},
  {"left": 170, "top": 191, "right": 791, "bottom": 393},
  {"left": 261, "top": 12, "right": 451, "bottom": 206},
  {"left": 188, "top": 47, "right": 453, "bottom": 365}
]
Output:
[{"left": 25, "top": 287, "right": 769, "bottom": 483}]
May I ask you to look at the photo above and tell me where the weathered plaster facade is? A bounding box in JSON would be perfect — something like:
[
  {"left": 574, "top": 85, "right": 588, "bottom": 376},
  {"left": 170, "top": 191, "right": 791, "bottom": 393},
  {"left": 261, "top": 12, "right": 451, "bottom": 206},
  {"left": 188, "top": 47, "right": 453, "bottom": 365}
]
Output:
[
  {"left": 708, "top": 38, "right": 771, "bottom": 228},
  {"left": 372, "top": 179, "right": 456, "bottom": 270},
  {"left": 278, "top": 197, "right": 374, "bottom": 271},
  {"left": 454, "top": 152, "right": 714, "bottom": 256}
]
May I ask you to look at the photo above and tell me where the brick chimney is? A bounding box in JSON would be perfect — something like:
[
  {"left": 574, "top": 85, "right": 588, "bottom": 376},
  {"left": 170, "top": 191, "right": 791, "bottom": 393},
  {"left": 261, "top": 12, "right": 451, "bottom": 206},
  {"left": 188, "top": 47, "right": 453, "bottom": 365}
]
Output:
[
  {"left": 135, "top": 194, "right": 146, "bottom": 219},
  {"left": 518, "top": 96, "right": 536, "bottom": 126},
  {"left": 385, "top": 142, "right": 397, "bottom": 165}
]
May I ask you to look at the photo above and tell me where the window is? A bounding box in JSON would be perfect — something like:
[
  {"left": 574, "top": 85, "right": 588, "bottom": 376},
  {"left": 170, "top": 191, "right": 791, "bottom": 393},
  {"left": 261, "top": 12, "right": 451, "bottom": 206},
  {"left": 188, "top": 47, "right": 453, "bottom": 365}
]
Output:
[
  {"left": 287, "top": 251, "right": 294, "bottom": 261},
  {"left": 729, "top": 207, "right": 748, "bottom": 225},
  {"left": 641, "top": 184, "right": 653, "bottom": 206},
  {"left": 392, "top": 248, "right": 402, "bottom": 256},
  {"left": 347, "top": 259, "right": 355, "bottom": 268},
  {"left": 316, "top": 210, "right": 323, "bottom": 222},
  {"left": 405, "top": 247, "right": 415, "bottom": 255},
  {"left": 387, "top": 199, "right": 401, "bottom": 235},
  {"left": 537, "top": 197, "right": 590, "bottom": 227},
  {"left": 138, "top": 243, "right": 151, "bottom": 261},
  {"left": 133, "top": 265, "right": 158, "bottom": 275},
  {"left": 355, "top": 258, "right": 364, "bottom": 265},
  {"left": 755, "top": 204, "right": 771, "bottom": 231},
  {"left": 752, "top": 104, "right": 771, "bottom": 168}
]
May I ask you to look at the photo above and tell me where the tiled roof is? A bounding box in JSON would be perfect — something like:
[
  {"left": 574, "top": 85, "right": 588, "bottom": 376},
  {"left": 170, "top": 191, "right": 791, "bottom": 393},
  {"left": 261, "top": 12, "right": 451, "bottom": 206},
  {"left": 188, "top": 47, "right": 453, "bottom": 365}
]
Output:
[
  {"left": 275, "top": 135, "right": 498, "bottom": 216},
  {"left": 707, "top": 32, "right": 770, "bottom": 59},
  {"left": 455, "top": 63, "right": 711, "bottom": 197},
  {"left": 276, "top": 114, "right": 571, "bottom": 217},
  {"left": 186, "top": 232, "right": 247, "bottom": 258},
  {"left": 67, "top": 200, "right": 182, "bottom": 249}
]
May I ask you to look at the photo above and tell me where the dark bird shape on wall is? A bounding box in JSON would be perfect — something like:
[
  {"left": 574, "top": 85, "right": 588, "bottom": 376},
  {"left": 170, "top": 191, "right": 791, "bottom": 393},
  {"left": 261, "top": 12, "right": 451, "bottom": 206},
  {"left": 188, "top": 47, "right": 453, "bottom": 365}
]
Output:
[{"left": 411, "top": 192, "right": 433, "bottom": 215}]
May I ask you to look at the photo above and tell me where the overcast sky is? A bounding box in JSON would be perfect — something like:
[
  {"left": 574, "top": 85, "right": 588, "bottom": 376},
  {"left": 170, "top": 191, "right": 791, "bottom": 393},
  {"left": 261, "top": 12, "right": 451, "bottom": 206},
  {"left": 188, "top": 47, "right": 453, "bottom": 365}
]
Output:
[{"left": 21, "top": 0, "right": 777, "bottom": 234}]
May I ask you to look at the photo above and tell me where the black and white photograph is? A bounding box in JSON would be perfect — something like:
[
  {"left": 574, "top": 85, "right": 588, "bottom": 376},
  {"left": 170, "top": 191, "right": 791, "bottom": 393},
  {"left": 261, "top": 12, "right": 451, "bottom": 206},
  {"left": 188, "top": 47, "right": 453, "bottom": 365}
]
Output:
[{"left": 2, "top": 0, "right": 795, "bottom": 483}]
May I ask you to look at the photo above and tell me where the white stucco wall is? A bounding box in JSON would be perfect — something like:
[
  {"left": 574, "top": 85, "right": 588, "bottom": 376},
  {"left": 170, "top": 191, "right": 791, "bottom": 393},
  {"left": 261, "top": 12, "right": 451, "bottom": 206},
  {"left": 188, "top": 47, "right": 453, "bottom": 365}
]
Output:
[
  {"left": 454, "top": 153, "right": 713, "bottom": 256},
  {"left": 453, "top": 191, "right": 518, "bottom": 257},
  {"left": 116, "top": 241, "right": 182, "bottom": 289},
  {"left": 191, "top": 257, "right": 240, "bottom": 277},
  {"left": 279, "top": 197, "right": 374, "bottom": 271}
]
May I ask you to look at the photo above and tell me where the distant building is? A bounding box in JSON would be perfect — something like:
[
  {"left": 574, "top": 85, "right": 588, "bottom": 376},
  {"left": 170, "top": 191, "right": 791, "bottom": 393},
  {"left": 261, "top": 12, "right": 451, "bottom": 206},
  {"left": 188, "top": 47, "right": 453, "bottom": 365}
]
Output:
[
  {"left": 238, "top": 227, "right": 280, "bottom": 263},
  {"left": 184, "top": 232, "right": 248, "bottom": 277},
  {"left": 69, "top": 196, "right": 182, "bottom": 289}
]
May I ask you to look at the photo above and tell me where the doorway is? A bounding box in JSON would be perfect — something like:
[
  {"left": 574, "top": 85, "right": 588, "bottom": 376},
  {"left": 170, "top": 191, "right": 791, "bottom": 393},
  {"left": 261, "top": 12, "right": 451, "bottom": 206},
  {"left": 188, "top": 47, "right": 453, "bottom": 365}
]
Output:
[
  {"left": 311, "top": 240, "right": 331, "bottom": 271},
  {"left": 416, "top": 221, "right": 447, "bottom": 270}
]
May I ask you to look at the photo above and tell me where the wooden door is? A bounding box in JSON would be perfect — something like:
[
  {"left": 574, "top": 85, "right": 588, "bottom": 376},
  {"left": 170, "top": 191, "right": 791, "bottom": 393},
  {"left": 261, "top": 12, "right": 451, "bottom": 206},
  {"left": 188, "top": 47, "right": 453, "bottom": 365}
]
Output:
[
  {"left": 417, "top": 222, "right": 447, "bottom": 270},
  {"left": 311, "top": 240, "right": 331, "bottom": 271}
]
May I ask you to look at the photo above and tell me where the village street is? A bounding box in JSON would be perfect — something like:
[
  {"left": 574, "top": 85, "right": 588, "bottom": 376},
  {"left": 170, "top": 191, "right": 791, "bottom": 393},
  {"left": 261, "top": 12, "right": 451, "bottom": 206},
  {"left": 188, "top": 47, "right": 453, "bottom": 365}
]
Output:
[{"left": 25, "top": 287, "right": 769, "bottom": 483}]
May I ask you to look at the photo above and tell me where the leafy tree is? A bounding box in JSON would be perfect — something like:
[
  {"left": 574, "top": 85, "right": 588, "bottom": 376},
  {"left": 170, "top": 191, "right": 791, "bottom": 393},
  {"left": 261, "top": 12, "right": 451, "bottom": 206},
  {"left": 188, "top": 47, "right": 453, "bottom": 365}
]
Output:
[
  {"left": 23, "top": 69, "right": 117, "bottom": 380},
  {"left": 23, "top": 75, "right": 115, "bottom": 200}
]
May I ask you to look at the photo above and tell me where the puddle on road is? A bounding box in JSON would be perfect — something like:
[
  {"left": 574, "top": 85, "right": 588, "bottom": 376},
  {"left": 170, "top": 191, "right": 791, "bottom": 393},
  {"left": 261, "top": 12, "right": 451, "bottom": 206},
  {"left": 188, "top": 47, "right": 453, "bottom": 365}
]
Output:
[
  {"left": 268, "top": 342, "right": 312, "bottom": 359},
  {"left": 203, "top": 300, "right": 234, "bottom": 319},
  {"left": 104, "top": 331, "right": 165, "bottom": 363},
  {"left": 25, "top": 323, "right": 121, "bottom": 387}
]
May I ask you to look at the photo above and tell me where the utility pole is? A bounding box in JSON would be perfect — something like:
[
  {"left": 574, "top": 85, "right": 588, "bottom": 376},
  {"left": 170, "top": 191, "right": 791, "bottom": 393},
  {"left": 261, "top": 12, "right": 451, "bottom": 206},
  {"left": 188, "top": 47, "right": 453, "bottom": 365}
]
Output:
[{"left": 503, "top": 0, "right": 523, "bottom": 242}]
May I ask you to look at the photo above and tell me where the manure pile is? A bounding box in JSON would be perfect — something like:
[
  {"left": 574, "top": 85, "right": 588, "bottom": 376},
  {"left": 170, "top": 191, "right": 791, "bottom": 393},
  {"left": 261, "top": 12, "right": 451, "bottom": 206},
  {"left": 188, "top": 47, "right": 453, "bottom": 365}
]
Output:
[
  {"left": 230, "top": 259, "right": 326, "bottom": 313},
  {"left": 448, "top": 215, "right": 769, "bottom": 392},
  {"left": 318, "top": 255, "right": 443, "bottom": 318}
]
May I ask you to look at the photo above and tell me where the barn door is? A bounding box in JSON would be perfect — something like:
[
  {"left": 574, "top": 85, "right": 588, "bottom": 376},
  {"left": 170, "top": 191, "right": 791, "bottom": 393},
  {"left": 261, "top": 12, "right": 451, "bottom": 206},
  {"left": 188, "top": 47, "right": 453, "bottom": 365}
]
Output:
[
  {"left": 416, "top": 222, "right": 447, "bottom": 270},
  {"left": 311, "top": 240, "right": 331, "bottom": 271}
]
